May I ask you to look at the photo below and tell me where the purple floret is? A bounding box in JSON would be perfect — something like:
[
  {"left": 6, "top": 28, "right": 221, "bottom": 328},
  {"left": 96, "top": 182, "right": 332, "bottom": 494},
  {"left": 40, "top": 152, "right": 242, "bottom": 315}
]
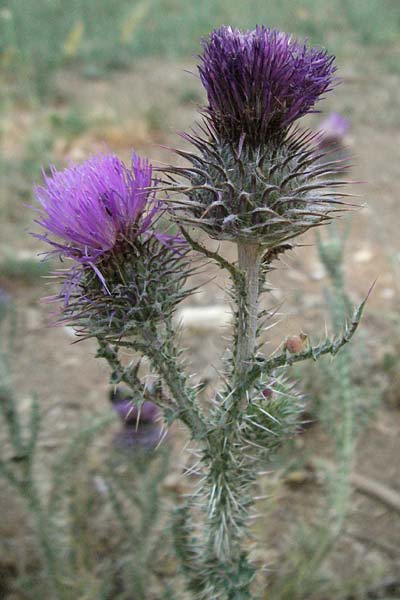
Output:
[
  {"left": 198, "top": 25, "right": 337, "bottom": 146},
  {"left": 33, "top": 151, "right": 157, "bottom": 265}
]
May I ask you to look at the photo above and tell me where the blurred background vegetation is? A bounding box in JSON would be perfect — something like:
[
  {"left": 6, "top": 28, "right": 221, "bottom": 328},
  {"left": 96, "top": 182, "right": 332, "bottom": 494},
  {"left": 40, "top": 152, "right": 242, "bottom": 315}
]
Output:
[
  {"left": 1, "top": 0, "right": 400, "bottom": 99},
  {"left": 1, "top": 1, "right": 400, "bottom": 598}
]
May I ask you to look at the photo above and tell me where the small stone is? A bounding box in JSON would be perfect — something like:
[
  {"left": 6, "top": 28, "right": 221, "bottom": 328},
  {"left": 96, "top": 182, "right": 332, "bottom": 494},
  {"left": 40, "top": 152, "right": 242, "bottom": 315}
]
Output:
[
  {"left": 249, "top": 547, "right": 278, "bottom": 566},
  {"left": 25, "top": 307, "right": 41, "bottom": 331},
  {"left": 63, "top": 326, "right": 78, "bottom": 338},
  {"left": 63, "top": 356, "right": 80, "bottom": 367},
  {"left": 163, "top": 473, "right": 188, "bottom": 494},
  {"left": 15, "top": 249, "right": 39, "bottom": 261},
  {"left": 285, "top": 470, "right": 312, "bottom": 486},
  {"left": 380, "top": 287, "right": 395, "bottom": 300},
  {"left": 19, "top": 396, "right": 34, "bottom": 414},
  {"left": 288, "top": 270, "right": 307, "bottom": 283},
  {"left": 176, "top": 304, "right": 232, "bottom": 332},
  {"left": 93, "top": 475, "right": 108, "bottom": 496},
  {"left": 310, "top": 267, "right": 325, "bottom": 281},
  {"left": 302, "top": 294, "right": 321, "bottom": 308},
  {"left": 353, "top": 248, "right": 373, "bottom": 263}
]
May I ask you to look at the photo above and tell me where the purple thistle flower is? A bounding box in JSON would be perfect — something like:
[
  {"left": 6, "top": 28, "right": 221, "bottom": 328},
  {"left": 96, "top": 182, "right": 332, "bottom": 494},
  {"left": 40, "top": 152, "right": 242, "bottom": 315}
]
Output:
[
  {"left": 33, "top": 151, "right": 157, "bottom": 266},
  {"left": 198, "top": 25, "right": 336, "bottom": 146},
  {"left": 31, "top": 150, "right": 193, "bottom": 336}
]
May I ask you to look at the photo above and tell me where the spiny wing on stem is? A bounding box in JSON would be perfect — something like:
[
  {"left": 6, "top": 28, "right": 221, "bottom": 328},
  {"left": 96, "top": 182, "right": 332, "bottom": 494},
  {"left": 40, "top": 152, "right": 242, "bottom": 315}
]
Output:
[{"left": 248, "top": 289, "right": 371, "bottom": 386}]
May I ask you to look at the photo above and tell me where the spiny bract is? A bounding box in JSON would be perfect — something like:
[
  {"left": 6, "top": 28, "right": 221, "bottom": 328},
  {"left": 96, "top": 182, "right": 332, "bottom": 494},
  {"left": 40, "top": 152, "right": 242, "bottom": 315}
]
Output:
[{"left": 164, "top": 125, "right": 350, "bottom": 246}]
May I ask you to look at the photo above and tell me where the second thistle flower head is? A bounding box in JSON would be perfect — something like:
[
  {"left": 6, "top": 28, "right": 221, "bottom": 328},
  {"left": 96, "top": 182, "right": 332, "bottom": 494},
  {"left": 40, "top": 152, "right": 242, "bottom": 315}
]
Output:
[
  {"left": 199, "top": 25, "right": 336, "bottom": 146},
  {"left": 34, "top": 152, "right": 155, "bottom": 265},
  {"left": 33, "top": 151, "right": 191, "bottom": 338}
]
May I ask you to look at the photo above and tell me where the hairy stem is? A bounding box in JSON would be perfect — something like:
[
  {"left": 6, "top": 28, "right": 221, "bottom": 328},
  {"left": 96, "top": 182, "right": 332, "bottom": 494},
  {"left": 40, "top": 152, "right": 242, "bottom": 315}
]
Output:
[
  {"left": 245, "top": 292, "right": 368, "bottom": 385},
  {"left": 146, "top": 340, "right": 207, "bottom": 439},
  {"left": 186, "top": 243, "right": 264, "bottom": 599},
  {"left": 199, "top": 437, "right": 255, "bottom": 600},
  {"left": 235, "top": 242, "right": 262, "bottom": 407}
]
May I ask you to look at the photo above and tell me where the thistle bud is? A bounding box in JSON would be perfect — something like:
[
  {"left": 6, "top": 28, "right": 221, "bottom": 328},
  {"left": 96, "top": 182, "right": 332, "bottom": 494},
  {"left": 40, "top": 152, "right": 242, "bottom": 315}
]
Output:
[
  {"left": 112, "top": 396, "right": 159, "bottom": 425},
  {"left": 167, "top": 127, "right": 350, "bottom": 246},
  {"left": 285, "top": 332, "right": 308, "bottom": 354},
  {"left": 243, "top": 377, "right": 303, "bottom": 450}
]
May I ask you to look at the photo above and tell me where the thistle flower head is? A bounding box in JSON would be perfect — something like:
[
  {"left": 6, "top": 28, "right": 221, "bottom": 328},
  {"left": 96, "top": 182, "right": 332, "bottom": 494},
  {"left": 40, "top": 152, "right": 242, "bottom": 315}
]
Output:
[
  {"left": 32, "top": 151, "right": 192, "bottom": 338},
  {"left": 198, "top": 25, "right": 336, "bottom": 146},
  {"left": 34, "top": 151, "right": 157, "bottom": 264},
  {"left": 163, "top": 27, "right": 349, "bottom": 246}
]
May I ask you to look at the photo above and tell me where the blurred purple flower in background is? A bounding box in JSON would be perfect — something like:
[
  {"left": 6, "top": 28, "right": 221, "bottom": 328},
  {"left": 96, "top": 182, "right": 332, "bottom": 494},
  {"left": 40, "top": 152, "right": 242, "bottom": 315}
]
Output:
[
  {"left": 113, "top": 399, "right": 159, "bottom": 425},
  {"left": 317, "top": 112, "right": 350, "bottom": 146},
  {"left": 111, "top": 390, "right": 163, "bottom": 451},
  {"left": 198, "top": 25, "right": 336, "bottom": 146},
  {"left": 0, "top": 287, "right": 11, "bottom": 321}
]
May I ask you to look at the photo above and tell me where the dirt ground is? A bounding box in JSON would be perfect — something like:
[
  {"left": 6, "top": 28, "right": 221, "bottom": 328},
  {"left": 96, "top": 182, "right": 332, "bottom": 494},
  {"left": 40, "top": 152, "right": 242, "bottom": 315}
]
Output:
[{"left": 1, "top": 57, "right": 400, "bottom": 596}]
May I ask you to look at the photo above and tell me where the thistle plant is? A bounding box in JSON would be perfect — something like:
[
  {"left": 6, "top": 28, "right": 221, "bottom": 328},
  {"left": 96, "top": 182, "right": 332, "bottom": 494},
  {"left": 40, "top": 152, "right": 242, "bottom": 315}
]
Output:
[{"left": 30, "top": 26, "right": 366, "bottom": 600}]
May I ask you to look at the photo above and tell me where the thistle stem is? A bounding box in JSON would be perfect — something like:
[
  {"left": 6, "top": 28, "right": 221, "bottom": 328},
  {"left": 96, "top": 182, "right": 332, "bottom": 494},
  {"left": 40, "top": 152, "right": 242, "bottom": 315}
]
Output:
[
  {"left": 235, "top": 242, "right": 262, "bottom": 405},
  {"left": 146, "top": 342, "right": 207, "bottom": 439},
  {"left": 185, "top": 242, "right": 263, "bottom": 599}
]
